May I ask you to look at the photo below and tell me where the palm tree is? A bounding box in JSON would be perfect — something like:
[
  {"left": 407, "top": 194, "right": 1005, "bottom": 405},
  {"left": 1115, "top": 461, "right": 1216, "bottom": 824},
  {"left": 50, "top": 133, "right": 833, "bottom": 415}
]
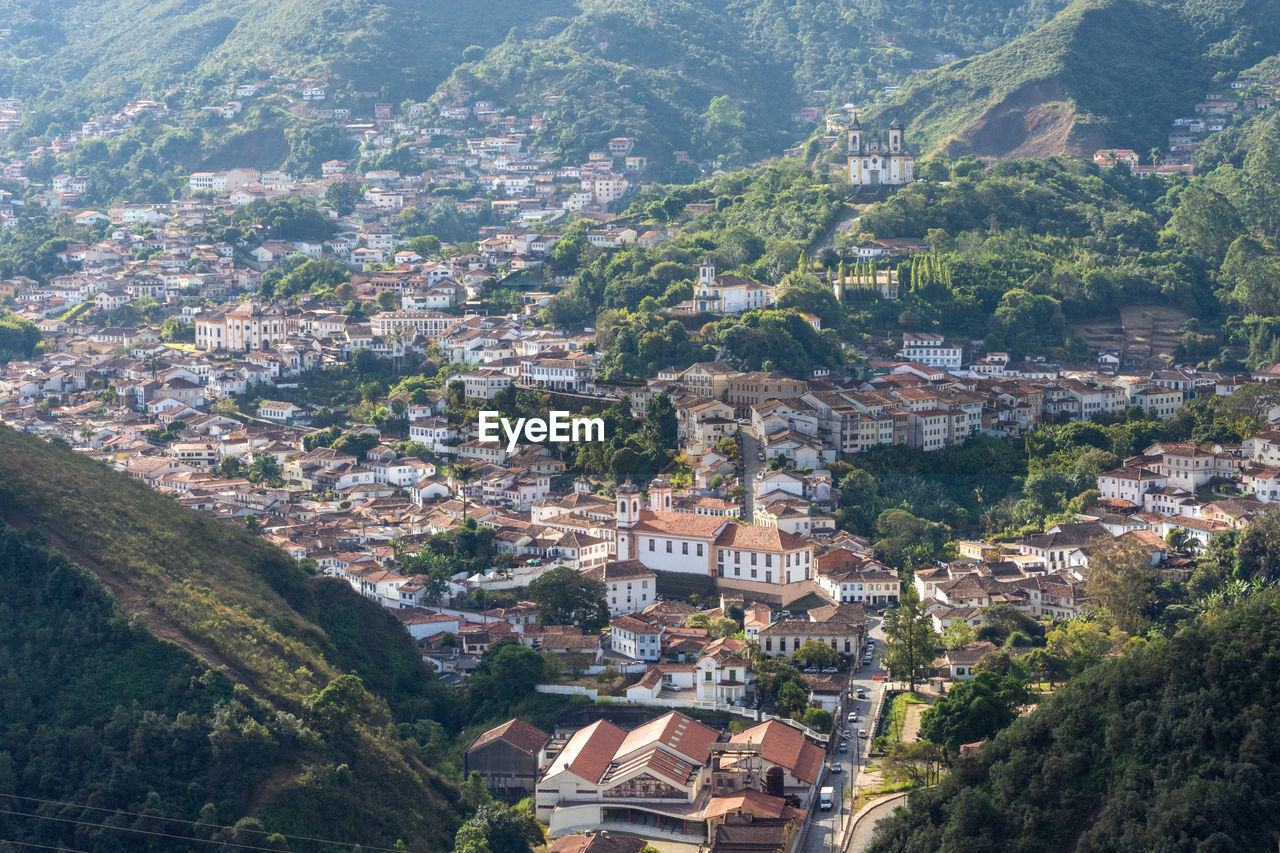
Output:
[
  {"left": 389, "top": 326, "right": 405, "bottom": 373},
  {"left": 450, "top": 463, "right": 477, "bottom": 520}
]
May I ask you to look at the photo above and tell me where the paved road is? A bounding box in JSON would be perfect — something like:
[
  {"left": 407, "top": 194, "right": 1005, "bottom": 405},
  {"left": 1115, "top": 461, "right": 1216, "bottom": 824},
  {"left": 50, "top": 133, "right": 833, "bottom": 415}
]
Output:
[
  {"left": 812, "top": 208, "right": 862, "bottom": 252},
  {"left": 846, "top": 793, "right": 909, "bottom": 853},
  {"left": 802, "top": 616, "right": 889, "bottom": 853},
  {"left": 802, "top": 762, "right": 847, "bottom": 853},
  {"left": 739, "top": 428, "right": 760, "bottom": 523}
]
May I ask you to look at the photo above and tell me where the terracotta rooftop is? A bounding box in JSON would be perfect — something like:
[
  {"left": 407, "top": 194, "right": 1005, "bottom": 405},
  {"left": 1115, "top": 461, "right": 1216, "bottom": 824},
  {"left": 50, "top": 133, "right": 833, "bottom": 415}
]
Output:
[
  {"left": 729, "top": 720, "right": 824, "bottom": 785},
  {"left": 467, "top": 717, "right": 550, "bottom": 756}
]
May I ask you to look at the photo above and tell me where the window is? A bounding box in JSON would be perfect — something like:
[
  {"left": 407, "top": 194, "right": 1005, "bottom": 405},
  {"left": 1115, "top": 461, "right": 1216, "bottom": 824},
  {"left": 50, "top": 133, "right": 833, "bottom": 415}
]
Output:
[
  {"left": 765, "top": 555, "right": 772, "bottom": 568},
  {"left": 751, "top": 553, "right": 757, "bottom": 566},
  {"left": 666, "top": 541, "right": 672, "bottom": 553},
  {"left": 682, "top": 542, "right": 688, "bottom": 555},
  {"left": 697, "top": 544, "right": 703, "bottom": 557},
  {"left": 649, "top": 539, "right": 655, "bottom": 552},
  {"left": 705, "top": 671, "right": 713, "bottom": 682}
]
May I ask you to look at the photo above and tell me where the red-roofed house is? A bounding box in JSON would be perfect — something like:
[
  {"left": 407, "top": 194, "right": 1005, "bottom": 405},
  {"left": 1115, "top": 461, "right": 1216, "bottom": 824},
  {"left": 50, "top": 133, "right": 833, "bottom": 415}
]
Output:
[
  {"left": 726, "top": 720, "right": 825, "bottom": 792},
  {"left": 465, "top": 718, "right": 551, "bottom": 794},
  {"left": 536, "top": 711, "right": 721, "bottom": 840}
]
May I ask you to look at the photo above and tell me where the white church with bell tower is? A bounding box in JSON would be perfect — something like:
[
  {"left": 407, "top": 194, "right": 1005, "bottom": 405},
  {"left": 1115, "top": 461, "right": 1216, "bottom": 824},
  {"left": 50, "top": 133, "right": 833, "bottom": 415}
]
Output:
[{"left": 848, "top": 115, "right": 914, "bottom": 187}]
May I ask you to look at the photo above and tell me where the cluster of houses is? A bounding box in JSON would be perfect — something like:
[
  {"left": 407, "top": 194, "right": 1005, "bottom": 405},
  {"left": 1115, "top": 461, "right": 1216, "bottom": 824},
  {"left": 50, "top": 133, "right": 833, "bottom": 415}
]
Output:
[
  {"left": 0, "top": 294, "right": 1265, "bottom": 653},
  {"left": 0, "top": 86, "right": 653, "bottom": 247},
  {"left": 646, "top": 346, "right": 1223, "bottom": 476},
  {"left": 1091, "top": 435, "right": 1280, "bottom": 548},
  {"left": 922, "top": 430, "right": 1280, "bottom": 680},
  {"left": 1093, "top": 76, "right": 1276, "bottom": 177}
]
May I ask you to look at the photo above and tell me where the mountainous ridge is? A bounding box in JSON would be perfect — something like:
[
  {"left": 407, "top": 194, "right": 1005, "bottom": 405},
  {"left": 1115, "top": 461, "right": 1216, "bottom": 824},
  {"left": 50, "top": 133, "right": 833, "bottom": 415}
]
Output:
[
  {"left": 865, "top": 0, "right": 1280, "bottom": 158},
  {"left": 1, "top": 0, "right": 1070, "bottom": 163}
]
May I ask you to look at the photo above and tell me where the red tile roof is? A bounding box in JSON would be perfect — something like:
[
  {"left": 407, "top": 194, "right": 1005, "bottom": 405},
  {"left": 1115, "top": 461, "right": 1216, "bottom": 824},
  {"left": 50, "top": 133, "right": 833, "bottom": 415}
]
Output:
[
  {"left": 467, "top": 717, "right": 550, "bottom": 756},
  {"left": 617, "top": 710, "right": 719, "bottom": 765},
  {"left": 715, "top": 524, "right": 810, "bottom": 552},
  {"left": 549, "top": 719, "right": 629, "bottom": 783},
  {"left": 632, "top": 510, "right": 729, "bottom": 539},
  {"left": 729, "top": 720, "right": 824, "bottom": 785}
]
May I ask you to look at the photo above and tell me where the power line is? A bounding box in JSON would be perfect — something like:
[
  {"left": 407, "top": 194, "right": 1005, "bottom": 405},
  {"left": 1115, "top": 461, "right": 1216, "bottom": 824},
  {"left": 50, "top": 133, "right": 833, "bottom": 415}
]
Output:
[
  {"left": 0, "top": 793, "right": 410, "bottom": 853},
  {"left": 0, "top": 839, "right": 92, "bottom": 853},
  {"left": 0, "top": 806, "right": 413, "bottom": 853}
]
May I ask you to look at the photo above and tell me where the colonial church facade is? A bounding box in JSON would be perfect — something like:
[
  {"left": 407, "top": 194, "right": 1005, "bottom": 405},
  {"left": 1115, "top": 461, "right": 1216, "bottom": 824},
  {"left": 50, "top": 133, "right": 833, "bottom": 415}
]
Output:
[
  {"left": 612, "top": 478, "right": 816, "bottom": 599},
  {"left": 847, "top": 116, "right": 914, "bottom": 187}
]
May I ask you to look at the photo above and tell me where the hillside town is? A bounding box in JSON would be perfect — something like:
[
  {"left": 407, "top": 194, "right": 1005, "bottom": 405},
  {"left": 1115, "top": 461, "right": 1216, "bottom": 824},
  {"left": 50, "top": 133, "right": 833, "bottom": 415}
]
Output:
[
  {"left": 5, "top": 44, "right": 1280, "bottom": 853},
  {"left": 5, "top": 197, "right": 1280, "bottom": 847}
]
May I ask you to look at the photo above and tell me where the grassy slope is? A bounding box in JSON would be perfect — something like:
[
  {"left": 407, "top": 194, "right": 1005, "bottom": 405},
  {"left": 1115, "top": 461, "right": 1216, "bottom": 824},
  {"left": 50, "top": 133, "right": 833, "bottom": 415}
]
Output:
[
  {"left": 0, "top": 425, "right": 463, "bottom": 848},
  {"left": 866, "top": 0, "right": 1280, "bottom": 158}
]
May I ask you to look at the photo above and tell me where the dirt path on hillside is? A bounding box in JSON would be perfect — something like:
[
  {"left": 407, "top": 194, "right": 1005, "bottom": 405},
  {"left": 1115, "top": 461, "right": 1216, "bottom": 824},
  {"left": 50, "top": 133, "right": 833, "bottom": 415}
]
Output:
[{"left": 899, "top": 702, "right": 927, "bottom": 743}]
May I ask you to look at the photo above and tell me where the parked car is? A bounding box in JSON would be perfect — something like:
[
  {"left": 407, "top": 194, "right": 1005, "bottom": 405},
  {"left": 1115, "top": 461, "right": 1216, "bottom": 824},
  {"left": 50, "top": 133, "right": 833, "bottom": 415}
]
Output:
[
  {"left": 847, "top": 712, "right": 857, "bottom": 723},
  {"left": 830, "top": 762, "right": 842, "bottom": 774},
  {"left": 822, "top": 666, "right": 839, "bottom": 673},
  {"left": 803, "top": 666, "right": 819, "bottom": 673},
  {"left": 839, "top": 740, "right": 849, "bottom": 752},
  {"left": 857, "top": 689, "right": 868, "bottom": 699},
  {"left": 858, "top": 729, "right": 868, "bottom": 738}
]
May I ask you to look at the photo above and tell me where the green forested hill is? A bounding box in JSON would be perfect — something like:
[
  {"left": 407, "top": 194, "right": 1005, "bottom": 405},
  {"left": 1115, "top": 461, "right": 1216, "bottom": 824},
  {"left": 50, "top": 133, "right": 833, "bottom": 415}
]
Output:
[
  {"left": 437, "top": 0, "right": 1072, "bottom": 162},
  {"left": 869, "top": 588, "right": 1280, "bottom": 852},
  {"left": 3, "top": 0, "right": 1279, "bottom": 165},
  {"left": 865, "top": 0, "right": 1280, "bottom": 158},
  {"left": 0, "top": 0, "right": 1067, "bottom": 164},
  {"left": 0, "top": 425, "right": 465, "bottom": 851},
  {"left": 1, "top": 0, "right": 575, "bottom": 133}
]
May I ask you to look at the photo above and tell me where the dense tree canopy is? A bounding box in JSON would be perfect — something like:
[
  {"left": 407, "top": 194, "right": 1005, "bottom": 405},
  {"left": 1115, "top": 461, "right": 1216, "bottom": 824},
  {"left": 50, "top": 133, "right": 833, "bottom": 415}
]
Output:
[
  {"left": 872, "top": 589, "right": 1280, "bottom": 852},
  {"left": 528, "top": 566, "right": 610, "bottom": 633}
]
